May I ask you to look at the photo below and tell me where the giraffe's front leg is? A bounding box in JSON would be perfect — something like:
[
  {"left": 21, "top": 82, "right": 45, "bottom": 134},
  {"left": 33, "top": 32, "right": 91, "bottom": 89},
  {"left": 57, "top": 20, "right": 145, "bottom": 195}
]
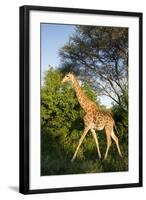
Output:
[
  {"left": 71, "top": 126, "right": 90, "bottom": 162},
  {"left": 91, "top": 129, "right": 101, "bottom": 159}
]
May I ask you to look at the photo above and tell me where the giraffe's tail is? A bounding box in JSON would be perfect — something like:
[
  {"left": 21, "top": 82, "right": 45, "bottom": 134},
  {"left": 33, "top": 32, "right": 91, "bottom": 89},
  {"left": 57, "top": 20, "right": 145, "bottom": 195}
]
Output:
[{"left": 113, "top": 123, "right": 120, "bottom": 139}]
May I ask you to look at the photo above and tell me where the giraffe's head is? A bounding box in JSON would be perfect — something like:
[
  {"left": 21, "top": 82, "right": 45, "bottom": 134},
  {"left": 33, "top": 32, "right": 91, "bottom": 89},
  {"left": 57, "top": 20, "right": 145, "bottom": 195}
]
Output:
[{"left": 61, "top": 72, "right": 75, "bottom": 84}]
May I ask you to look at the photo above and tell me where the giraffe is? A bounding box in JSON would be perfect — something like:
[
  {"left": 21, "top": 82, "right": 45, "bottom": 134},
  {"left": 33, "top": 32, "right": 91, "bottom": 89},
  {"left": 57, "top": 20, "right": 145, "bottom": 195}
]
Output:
[{"left": 62, "top": 72, "right": 122, "bottom": 162}]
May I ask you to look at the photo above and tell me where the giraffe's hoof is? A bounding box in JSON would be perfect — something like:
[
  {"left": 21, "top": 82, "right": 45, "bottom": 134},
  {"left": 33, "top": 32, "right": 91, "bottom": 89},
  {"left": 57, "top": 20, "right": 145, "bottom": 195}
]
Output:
[
  {"left": 99, "top": 154, "right": 101, "bottom": 159},
  {"left": 119, "top": 153, "right": 123, "bottom": 158},
  {"left": 104, "top": 156, "right": 107, "bottom": 160}
]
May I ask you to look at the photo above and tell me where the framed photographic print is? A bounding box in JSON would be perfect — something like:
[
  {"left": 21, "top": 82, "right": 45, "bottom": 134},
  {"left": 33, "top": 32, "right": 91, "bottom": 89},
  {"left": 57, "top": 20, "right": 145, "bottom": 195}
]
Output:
[{"left": 19, "top": 5, "right": 143, "bottom": 194}]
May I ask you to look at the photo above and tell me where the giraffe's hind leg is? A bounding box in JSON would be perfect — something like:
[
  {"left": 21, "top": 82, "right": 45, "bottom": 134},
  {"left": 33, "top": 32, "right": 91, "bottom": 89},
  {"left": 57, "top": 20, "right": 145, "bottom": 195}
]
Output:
[
  {"left": 91, "top": 129, "right": 101, "bottom": 158},
  {"left": 104, "top": 126, "right": 112, "bottom": 160},
  {"left": 111, "top": 131, "right": 122, "bottom": 157}
]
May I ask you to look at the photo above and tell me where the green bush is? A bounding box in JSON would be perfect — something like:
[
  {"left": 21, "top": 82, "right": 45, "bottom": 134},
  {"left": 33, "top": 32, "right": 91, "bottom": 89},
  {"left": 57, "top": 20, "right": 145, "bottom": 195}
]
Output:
[{"left": 41, "top": 68, "right": 128, "bottom": 176}]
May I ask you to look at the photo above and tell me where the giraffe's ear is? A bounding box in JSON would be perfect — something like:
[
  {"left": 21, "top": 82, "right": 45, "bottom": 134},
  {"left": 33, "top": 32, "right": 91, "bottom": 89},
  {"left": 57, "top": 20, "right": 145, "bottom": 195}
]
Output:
[
  {"left": 70, "top": 71, "right": 75, "bottom": 76},
  {"left": 66, "top": 72, "right": 71, "bottom": 76}
]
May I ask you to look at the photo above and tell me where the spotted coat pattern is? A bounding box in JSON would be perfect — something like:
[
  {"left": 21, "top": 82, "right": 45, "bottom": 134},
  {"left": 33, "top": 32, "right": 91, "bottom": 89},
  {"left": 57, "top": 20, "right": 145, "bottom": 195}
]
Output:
[{"left": 62, "top": 73, "right": 122, "bottom": 161}]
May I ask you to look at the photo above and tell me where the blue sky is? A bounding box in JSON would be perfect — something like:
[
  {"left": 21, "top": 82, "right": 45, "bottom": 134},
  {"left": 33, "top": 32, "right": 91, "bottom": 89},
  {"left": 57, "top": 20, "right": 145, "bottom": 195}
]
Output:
[
  {"left": 40, "top": 23, "right": 112, "bottom": 107},
  {"left": 41, "top": 23, "right": 75, "bottom": 76}
]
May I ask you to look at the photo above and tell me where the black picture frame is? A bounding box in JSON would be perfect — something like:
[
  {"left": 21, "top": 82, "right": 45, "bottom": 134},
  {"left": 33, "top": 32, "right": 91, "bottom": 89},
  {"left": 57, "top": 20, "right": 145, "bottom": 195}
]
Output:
[{"left": 19, "top": 5, "right": 143, "bottom": 194}]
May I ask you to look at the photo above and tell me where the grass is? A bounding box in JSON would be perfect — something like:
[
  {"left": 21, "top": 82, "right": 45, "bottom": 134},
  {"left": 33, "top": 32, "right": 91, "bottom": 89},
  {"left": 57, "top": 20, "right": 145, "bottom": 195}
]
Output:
[{"left": 41, "top": 130, "right": 128, "bottom": 176}]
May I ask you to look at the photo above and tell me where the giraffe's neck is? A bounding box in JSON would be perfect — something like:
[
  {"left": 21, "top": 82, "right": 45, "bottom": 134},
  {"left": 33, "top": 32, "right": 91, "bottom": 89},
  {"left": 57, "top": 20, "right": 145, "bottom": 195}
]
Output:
[{"left": 72, "top": 78, "right": 95, "bottom": 112}]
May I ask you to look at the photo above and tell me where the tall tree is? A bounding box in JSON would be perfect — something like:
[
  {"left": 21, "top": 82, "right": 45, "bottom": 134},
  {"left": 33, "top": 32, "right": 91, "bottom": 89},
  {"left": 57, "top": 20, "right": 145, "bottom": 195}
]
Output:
[{"left": 59, "top": 26, "right": 128, "bottom": 111}]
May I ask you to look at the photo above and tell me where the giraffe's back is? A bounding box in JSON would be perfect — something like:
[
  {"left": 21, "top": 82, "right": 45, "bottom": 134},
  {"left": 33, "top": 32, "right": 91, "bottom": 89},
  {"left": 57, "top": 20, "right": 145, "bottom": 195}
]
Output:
[{"left": 93, "top": 109, "right": 114, "bottom": 130}]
